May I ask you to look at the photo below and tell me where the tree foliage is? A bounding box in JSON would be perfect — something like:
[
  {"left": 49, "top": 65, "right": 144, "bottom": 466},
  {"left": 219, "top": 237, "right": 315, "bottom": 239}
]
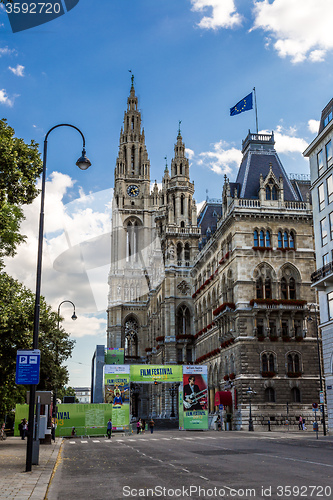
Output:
[
  {"left": 0, "top": 273, "right": 75, "bottom": 419},
  {"left": 0, "top": 118, "right": 42, "bottom": 268}
]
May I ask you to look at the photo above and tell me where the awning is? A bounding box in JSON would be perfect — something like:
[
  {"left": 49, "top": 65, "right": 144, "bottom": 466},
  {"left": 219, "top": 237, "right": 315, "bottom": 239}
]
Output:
[{"left": 214, "top": 391, "right": 232, "bottom": 407}]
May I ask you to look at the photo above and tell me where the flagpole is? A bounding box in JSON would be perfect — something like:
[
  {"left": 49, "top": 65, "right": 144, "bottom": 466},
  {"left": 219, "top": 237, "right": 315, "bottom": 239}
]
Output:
[{"left": 253, "top": 87, "right": 258, "bottom": 134}]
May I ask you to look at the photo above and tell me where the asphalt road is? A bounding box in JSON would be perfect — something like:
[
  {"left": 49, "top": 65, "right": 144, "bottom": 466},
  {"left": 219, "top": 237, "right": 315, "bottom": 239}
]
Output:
[{"left": 46, "top": 430, "right": 333, "bottom": 500}]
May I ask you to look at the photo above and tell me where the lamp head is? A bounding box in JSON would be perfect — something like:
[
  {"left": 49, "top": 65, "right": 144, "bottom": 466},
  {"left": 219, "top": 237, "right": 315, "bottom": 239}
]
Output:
[
  {"left": 71, "top": 312, "right": 77, "bottom": 321},
  {"left": 76, "top": 148, "right": 91, "bottom": 170}
]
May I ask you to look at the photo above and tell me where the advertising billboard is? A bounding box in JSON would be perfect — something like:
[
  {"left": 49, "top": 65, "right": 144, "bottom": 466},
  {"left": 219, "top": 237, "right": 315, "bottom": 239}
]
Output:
[{"left": 182, "top": 365, "right": 208, "bottom": 430}]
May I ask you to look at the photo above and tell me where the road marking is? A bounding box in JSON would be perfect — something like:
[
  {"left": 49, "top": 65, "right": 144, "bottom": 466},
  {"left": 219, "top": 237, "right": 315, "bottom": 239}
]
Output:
[
  {"left": 162, "top": 438, "right": 171, "bottom": 440},
  {"left": 200, "top": 476, "right": 209, "bottom": 481},
  {"left": 128, "top": 439, "right": 135, "bottom": 441},
  {"left": 169, "top": 464, "right": 177, "bottom": 467},
  {"left": 184, "top": 437, "right": 193, "bottom": 440},
  {"left": 116, "top": 439, "right": 124, "bottom": 442},
  {"left": 150, "top": 438, "right": 158, "bottom": 441},
  {"left": 69, "top": 442, "right": 76, "bottom": 444},
  {"left": 173, "top": 437, "right": 182, "bottom": 440},
  {"left": 182, "top": 468, "right": 190, "bottom": 472},
  {"left": 255, "top": 453, "right": 333, "bottom": 468},
  {"left": 92, "top": 440, "right": 100, "bottom": 443},
  {"left": 104, "top": 440, "right": 112, "bottom": 442},
  {"left": 80, "top": 441, "right": 88, "bottom": 443}
]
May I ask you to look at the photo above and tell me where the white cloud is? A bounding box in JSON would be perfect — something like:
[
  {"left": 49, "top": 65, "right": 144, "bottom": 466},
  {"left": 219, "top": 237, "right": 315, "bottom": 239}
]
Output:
[
  {"left": 9, "top": 64, "right": 24, "bottom": 76},
  {"left": 308, "top": 119, "right": 320, "bottom": 134},
  {"left": 191, "top": 0, "right": 242, "bottom": 30},
  {"left": 252, "top": 0, "right": 333, "bottom": 63},
  {"left": 197, "top": 200, "right": 206, "bottom": 214},
  {"left": 4, "top": 173, "right": 113, "bottom": 328},
  {"left": 0, "top": 46, "right": 16, "bottom": 57},
  {"left": 185, "top": 147, "right": 195, "bottom": 159},
  {"left": 258, "top": 126, "right": 308, "bottom": 157},
  {"left": 0, "top": 89, "right": 17, "bottom": 107},
  {"left": 197, "top": 140, "right": 242, "bottom": 175}
]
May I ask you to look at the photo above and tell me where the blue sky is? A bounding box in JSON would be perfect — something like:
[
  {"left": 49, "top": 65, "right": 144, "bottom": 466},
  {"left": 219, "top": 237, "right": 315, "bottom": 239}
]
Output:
[{"left": 2, "top": 0, "right": 333, "bottom": 386}]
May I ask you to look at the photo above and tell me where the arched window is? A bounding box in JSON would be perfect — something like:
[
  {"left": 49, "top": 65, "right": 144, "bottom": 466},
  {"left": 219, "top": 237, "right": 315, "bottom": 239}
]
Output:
[
  {"left": 181, "top": 196, "right": 184, "bottom": 215},
  {"left": 259, "top": 230, "right": 265, "bottom": 247},
  {"left": 287, "top": 352, "right": 301, "bottom": 374},
  {"left": 268, "top": 353, "right": 275, "bottom": 372},
  {"left": 289, "top": 231, "right": 295, "bottom": 248},
  {"left": 265, "top": 387, "right": 275, "bottom": 403},
  {"left": 291, "top": 387, "right": 301, "bottom": 403},
  {"left": 124, "top": 318, "right": 138, "bottom": 357},
  {"left": 184, "top": 243, "right": 190, "bottom": 262},
  {"left": 180, "top": 221, "right": 185, "bottom": 228},
  {"left": 173, "top": 196, "right": 176, "bottom": 216},
  {"left": 294, "top": 354, "right": 300, "bottom": 372},
  {"left": 180, "top": 162, "right": 183, "bottom": 175},
  {"left": 176, "top": 305, "right": 191, "bottom": 336},
  {"left": 271, "top": 186, "right": 277, "bottom": 200},
  {"left": 284, "top": 231, "right": 289, "bottom": 248},
  {"left": 281, "top": 277, "right": 288, "bottom": 299},
  {"left": 126, "top": 221, "right": 138, "bottom": 262},
  {"left": 287, "top": 354, "right": 293, "bottom": 372},
  {"left": 177, "top": 243, "right": 182, "bottom": 263},
  {"left": 266, "top": 230, "right": 271, "bottom": 247},
  {"left": 131, "top": 146, "right": 135, "bottom": 172},
  {"left": 278, "top": 231, "right": 283, "bottom": 248},
  {"left": 254, "top": 230, "right": 258, "bottom": 247},
  {"left": 262, "top": 354, "right": 268, "bottom": 372},
  {"left": 265, "top": 278, "right": 272, "bottom": 299},
  {"left": 256, "top": 277, "right": 263, "bottom": 299},
  {"left": 131, "top": 116, "right": 134, "bottom": 130},
  {"left": 289, "top": 277, "right": 296, "bottom": 299},
  {"left": 266, "top": 186, "right": 271, "bottom": 200}
]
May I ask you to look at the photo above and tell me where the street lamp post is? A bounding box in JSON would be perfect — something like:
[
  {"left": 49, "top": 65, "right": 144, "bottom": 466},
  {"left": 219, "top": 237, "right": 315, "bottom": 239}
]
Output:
[
  {"left": 247, "top": 386, "right": 256, "bottom": 431},
  {"left": 169, "top": 384, "right": 178, "bottom": 418},
  {"left": 53, "top": 301, "right": 77, "bottom": 421},
  {"left": 26, "top": 124, "right": 91, "bottom": 473},
  {"left": 308, "top": 303, "right": 327, "bottom": 436}
]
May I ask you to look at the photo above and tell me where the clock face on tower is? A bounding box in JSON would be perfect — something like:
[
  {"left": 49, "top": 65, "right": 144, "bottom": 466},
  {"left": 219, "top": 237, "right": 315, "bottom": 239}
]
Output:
[{"left": 127, "top": 185, "right": 140, "bottom": 197}]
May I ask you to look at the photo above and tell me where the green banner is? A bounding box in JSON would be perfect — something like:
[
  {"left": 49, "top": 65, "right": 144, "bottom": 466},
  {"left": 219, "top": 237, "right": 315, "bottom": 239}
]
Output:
[
  {"left": 178, "top": 383, "right": 184, "bottom": 430},
  {"left": 183, "top": 366, "right": 209, "bottom": 430},
  {"left": 56, "top": 404, "right": 112, "bottom": 436},
  {"left": 105, "top": 347, "right": 124, "bottom": 365},
  {"left": 130, "top": 365, "right": 183, "bottom": 383},
  {"left": 104, "top": 365, "right": 130, "bottom": 430},
  {"left": 14, "top": 404, "right": 113, "bottom": 437}
]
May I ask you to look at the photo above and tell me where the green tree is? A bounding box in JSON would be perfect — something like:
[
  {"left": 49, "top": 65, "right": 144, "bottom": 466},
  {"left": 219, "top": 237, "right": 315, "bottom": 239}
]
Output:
[
  {"left": 0, "top": 273, "right": 75, "bottom": 419},
  {"left": 0, "top": 118, "right": 42, "bottom": 268}
]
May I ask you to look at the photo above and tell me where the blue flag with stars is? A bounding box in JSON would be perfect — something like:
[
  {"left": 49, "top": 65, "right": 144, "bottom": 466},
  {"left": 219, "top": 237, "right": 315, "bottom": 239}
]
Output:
[{"left": 230, "top": 93, "right": 253, "bottom": 116}]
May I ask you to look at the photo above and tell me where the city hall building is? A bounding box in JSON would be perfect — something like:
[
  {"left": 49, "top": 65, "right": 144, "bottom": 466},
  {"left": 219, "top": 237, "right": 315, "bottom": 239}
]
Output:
[{"left": 103, "top": 81, "right": 322, "bottom": 430}]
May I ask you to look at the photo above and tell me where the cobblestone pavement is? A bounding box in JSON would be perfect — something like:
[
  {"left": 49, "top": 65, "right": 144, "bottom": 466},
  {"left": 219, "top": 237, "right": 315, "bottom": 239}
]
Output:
[{"left": 0, "top": 437, "right": 62, "bottom": 500}]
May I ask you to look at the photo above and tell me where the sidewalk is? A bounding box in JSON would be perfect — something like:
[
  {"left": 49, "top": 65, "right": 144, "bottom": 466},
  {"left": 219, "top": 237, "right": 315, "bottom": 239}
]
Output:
[{"left": 0, "top": 437, "right": 62, "bottom": 500}]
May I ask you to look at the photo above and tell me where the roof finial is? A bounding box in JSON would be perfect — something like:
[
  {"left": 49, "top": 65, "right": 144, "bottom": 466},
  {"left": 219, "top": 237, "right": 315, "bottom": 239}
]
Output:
[
  {"left": 164, "top": 155, "right": 169, "bottom": 172},
  {"left": 178, "top": 120, "right": 182, "bottom": 137}
]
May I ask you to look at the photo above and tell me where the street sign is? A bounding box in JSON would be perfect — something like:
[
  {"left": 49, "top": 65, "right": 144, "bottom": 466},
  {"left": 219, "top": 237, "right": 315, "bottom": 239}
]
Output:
[
  {"left": 15, "top": 350, "right": 40, "bottom": 385},
  {"left": 219, "top": 404, "right": 224, "bottom": 411},
  {"left": 319, "top": 391, "right": 324, "bottom": 404},
  {"left": 312, "top": 402, "right": 318, "bottom": 409}
]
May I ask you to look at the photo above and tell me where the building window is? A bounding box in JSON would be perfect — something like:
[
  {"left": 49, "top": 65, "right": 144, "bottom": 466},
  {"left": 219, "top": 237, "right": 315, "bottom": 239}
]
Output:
[
  {"left": 264, "top": 387, "right": 276, "bottom": 403},
  {"left": 266, "top": 230, "right": 271, "bottom": 247},
  {"left": 283, "top": 231, "right": 289, "bottom": 248},
  {"left": 318, "top": 150, "right": 324, "bottom": 174},
  {"left": 124, "top": 318, "right": 138, "bottom": 357},
  {"left": 287, "top": 353, "right": 300, "bottom": 373},
  {"left": 254, "top": 230, "right": 258, "bottom": 247},
  {"left": 289, "top": 231, "right": 295, "bottom": 248},
  {"left": 323, "top": 253, "right": 329, "bottom": 266},
  {"left": 256, "top": 277, "right": 263, "bottom": 299},
  {"left": 278, "top": 231, "right": 283, "bottom": 248},
  {"left": 328, "top": 175, "right": 333, "bottom": 204},
  {"left": 318, "top": 183, "right": 325, "bottom": 211},
  {"left": 324, "top": 110, "right": 333, "bottom": 127},
  {"left": 328, "top": 291, "right": 333, "bottom": 320},
  {"left": 291, "top": 387, "right": 301, "bottom": 403},
  {"left": 321, "top": 218, "right": 328, "bottom": 246},
  {"left": 271, "top": 186, "right": 277, "bottom": 200},
  {"left": 266, "top": 186, "right": 271, "bottom": 200},
  {"left": 326, "top": 140, "right": 332, "bottom": 163},
  {"left": 259, "top": 230, "right": 265, "bottom": 247},
  {"left": 330, "top": 212, "right": 333, "bottom": 240},
  {"left": 261, "top": 353, "right": 275, "bottom": 372}
]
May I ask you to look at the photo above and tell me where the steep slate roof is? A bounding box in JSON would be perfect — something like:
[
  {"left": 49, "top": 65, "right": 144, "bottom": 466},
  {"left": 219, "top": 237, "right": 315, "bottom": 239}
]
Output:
[
  {"left": 197, "top": 201, "right": 222, "bottom": 237},
  {"left": 235, "top": 132, "right": 300, "bottom": 201}
]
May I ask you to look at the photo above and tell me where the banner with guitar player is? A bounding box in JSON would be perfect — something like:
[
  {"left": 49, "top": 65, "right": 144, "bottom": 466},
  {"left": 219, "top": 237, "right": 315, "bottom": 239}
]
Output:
[
  {"left": 182, "top": 365, "right": 208, "bottom": 430},
  {"left": 104, "top": 365, "right": 130, "bottom": 431}
]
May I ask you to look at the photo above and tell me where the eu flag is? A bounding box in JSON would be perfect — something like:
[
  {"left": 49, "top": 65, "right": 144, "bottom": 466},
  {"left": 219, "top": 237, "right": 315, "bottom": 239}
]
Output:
[{"left": 230, "top": 93, "right": 253, "bottom": 116}]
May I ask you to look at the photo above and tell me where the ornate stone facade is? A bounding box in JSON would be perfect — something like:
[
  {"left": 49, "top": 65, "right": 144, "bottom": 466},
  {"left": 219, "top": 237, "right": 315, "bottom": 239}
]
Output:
[{"left": 107, "top": 84, "right": 321, "bottom": 429}]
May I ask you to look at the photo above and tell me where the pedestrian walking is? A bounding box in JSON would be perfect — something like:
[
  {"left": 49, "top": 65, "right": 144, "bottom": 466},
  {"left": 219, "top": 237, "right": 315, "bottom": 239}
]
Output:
[
  {"left": 142, "top": 419, "right": 146, "bottom": 433},
  {"left": 71, "top": 426, "right": 76, "bottom": 437},
  {"left": 149, "top": 418, "right": 155, "bottom": 434},
  {"left": 107, "top": 418, "right": 112, "bottom": 439},
  {"left": 21, "top": 419, "right": 28, "bottom": 440},
  {"left": 51, "top": 419, "right": 57, "bottom": 441},
  {"left": 137, "top": 419, "right": 142, "bottom": 434},
  {"left": 302, "top": 417, "right": 307, "bottom": 430},
  {"left": 298, "top": 415, "right": 303, "bottom": 430}
]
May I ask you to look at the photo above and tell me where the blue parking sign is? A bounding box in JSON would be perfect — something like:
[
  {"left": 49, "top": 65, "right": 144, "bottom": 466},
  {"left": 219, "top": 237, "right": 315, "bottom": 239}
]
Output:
[{"left": 15, "top": 350, "right": 41, "bottom": 385}]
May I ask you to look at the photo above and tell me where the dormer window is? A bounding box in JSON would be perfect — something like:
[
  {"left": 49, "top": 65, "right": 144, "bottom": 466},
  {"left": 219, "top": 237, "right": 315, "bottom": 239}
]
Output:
[{"left": 266, "top": 181, "right": 278, "bottom": 200}]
